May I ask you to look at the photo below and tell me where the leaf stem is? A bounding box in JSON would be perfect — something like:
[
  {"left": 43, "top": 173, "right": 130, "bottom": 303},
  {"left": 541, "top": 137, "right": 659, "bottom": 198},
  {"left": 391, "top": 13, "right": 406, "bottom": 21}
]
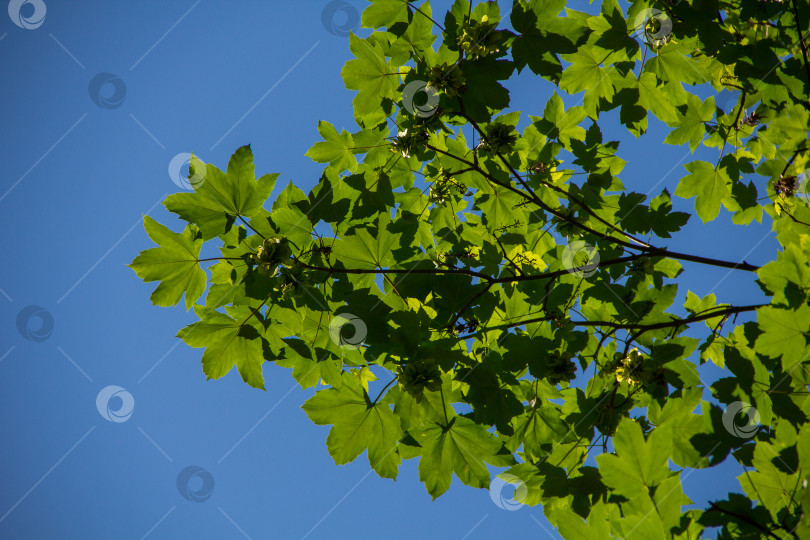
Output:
[
  {"left": 372, "top": 377, "right": 398, "bottom": 404},
  {"left": 406, "top": 1, "right": 445, "bottom": 32},
  {"left": 239, "top": 216, "right": 265, "bottom": 239},
  {"left": 439, "top": 384, "right": 451, "bottom": 427},
  {"left": 238, "top": 290, "right": 274, "bottom": 327}
]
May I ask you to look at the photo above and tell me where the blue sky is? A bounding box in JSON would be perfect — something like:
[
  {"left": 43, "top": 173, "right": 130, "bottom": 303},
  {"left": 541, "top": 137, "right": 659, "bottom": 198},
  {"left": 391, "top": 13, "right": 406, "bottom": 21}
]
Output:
[{"left": 0, "top": 1, "right": 778, "bottom": 539}]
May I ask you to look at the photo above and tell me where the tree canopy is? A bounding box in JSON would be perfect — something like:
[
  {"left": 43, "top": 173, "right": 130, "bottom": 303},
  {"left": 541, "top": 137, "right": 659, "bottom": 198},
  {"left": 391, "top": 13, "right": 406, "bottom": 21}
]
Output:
[{"left": 130, "top": 0, "right": 810, "bottom": 537}]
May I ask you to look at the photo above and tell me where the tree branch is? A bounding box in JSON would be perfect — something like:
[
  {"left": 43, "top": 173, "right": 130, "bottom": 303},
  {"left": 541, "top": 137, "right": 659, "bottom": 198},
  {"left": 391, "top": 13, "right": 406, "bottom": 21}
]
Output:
[
  {"left": 459, "top": 110, "right": 653, "bottom": 249},
  {"left": 706, "top": 502, "right": 784, "bottom": 540},
  {"left": 426, "top": 126, "right": 761, "bottom": 273},
  {"left": 461, "top": 304, "right": 764, "bottom": 338},
  {"left": 789, "top": 0, "right": 810, "bottom": 88},
  {"left": 494, "top": 144, "right": 753, "bottom": 268},
  {"left": 295, "top": 258, "right": 494, "bottom": 282}
]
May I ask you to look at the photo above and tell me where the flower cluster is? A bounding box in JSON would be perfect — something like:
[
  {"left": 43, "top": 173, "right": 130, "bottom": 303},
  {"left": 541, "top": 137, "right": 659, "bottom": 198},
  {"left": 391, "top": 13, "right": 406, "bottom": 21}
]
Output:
[
  {"left": 478, "top": 123, "right": 518, "bottom": 154},
  {"left": 391, "top": 128, "right": 428, "bottom": 158},
  {"left": 615, "top": 349, "right": 644, "bottom": 385},
  {"left": 547, "top": 352, "right": 577, "bottom": 384},
  {"left": 508, "top": 246, "right": 547, "bottom": 271},
  {"left": 249, "top": 237, "right": 293, "bottom": 277},
  {"left": 775, "top": 174, "right": 797, "bottom": 197},
  {"left": 431, "top": 246, "right": 480, "bottom": 268},
  {"left": 278, "top": 265, "right": 307, "bottom": 297},
  {"left": 397, "top": 355, "right": 442, "bottom": 400},
  {"left": 458, "top": 15, "right": 508, "bottom": 59},
  {"left": 427, "top": 62, "right": 466, "bottom": 97},
  {"left": 428, "top": 169, "right": 467, "bottom": 204},
  {"left": 452, "top": 317, "right": 478, "bottom": 335}
]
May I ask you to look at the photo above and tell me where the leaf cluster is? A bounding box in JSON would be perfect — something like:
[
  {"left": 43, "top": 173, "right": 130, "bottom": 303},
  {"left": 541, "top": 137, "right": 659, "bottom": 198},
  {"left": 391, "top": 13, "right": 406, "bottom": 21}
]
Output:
[{"left": 131, "top": 0, "right": 810, "bottom": 536}]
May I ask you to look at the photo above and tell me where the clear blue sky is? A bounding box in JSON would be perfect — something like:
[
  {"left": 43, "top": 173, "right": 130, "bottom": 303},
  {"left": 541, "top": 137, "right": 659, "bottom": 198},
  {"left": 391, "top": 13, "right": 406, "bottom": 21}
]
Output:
[{"left": 0, "top": 1, "right": 777, "bottom": 538}]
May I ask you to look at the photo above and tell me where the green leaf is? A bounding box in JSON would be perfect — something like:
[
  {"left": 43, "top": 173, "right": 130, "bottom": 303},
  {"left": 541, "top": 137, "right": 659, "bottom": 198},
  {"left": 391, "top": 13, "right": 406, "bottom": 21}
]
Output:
[
  {"left": 410, "top": 415, "right": 515, "bottom": 498},
  {"left": 674, "top": 160, "right": 730, "bottom": 222},
  {"left": 389, "top": 2, "right": 436, "bottom": 62},
  {"left": 132, "top": 2, "right": 810, "bottom": 531},
  {"left": 275, "top": 339, "right": 342, "bottom": 389},
  {"left": 341, "top": 34, "right": 398, "bottom": 126},
  {"left": 510, "top": 0, "right": 585, "bottom": 81},
  {"left": 302, "top": 373, "right": 402, "bottom": 478},
  {"left": 333, "top": 215, "right": 398, "bottom": 269},
  {"left": 269, "top": 207, "right": 313, "bottom": 249},
  {"left": 757, "top": 243, "right": 810, "bottom": 306},
  {"left": 508, "top": 404, "right": 571, "bottom": 461},
  {"left": 595, "top": 419, "right": 672, "bottom": 498},
  {"left": 664, "top": 94, "right": 713, "bottom": 151},
  {"left": 637, "top": 72, "right": 678, "bottom": 124},
  {"left": 556, "top": 501, "right": 612, "bottom": 538},
  {"left": 755, "top": 304, "right": 810, "bottom": 371},
  {"left": 559, "top": 48, "right": 615, "bottom": 117},
  {"left": 305, "top": 121, "right": 358, "bottom": 174},
  {"left": 212, "top": 146, "right": 277, "bottom": 217},
  {"left": 129, "top": 216, "right": 206, "bottom": 309},
  {"left": 532, "top": 93, "right": 586, "bottom": 148},
  {"left": 165, "top": 147, "right": 277, "bottom": 238},
  {"left": 652, "top": 389, "right": 712, "bottom": 468},
  {"left": 163, "top": 192, "right": 236, "bottom": 240},
  {"left": 177, "top": 308, "right": 266, "bottom": 389},
  {"left": 361, "top": 0, "right": 409, "bottom": 28},
  {"left": 645, "top": 44, "right": 710, "bottom": 86},
  {"left": 460, "top": 56, "right": 514, "bottom": 122}
]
